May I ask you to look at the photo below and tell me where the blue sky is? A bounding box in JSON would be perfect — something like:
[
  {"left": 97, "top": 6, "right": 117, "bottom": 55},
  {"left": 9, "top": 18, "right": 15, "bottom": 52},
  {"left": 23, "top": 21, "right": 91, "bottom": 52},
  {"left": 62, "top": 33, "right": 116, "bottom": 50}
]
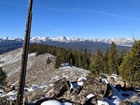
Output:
[{"left": 0, "top": 0, "right": 140, "bottom": 39}]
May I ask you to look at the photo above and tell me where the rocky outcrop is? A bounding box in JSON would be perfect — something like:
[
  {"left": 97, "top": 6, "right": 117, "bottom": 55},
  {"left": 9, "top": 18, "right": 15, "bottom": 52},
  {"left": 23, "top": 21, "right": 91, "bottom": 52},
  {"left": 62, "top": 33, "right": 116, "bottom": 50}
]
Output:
[
  {"left": 40, "top": 76, "right": 107, "bottom": 105},
  {"left": 34, "top": 75, "right": 140, "bottom": 105},
  {"left": 0, "top": 74, "right": 140, "bottom": 105},
  {"left": 45, "top": 78, "right": 70, "bottom": 98}
]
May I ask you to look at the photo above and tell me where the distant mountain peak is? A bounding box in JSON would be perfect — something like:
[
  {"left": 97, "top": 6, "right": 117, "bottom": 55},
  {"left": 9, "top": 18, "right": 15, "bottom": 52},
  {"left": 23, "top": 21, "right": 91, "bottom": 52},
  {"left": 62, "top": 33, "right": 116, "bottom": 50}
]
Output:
[
  {"left": 51, "top": 36, "right": 70, "bottom": 42},
  {"left": 3, "top": 37, "right": 13, "bottom": 40},
  {"left": 0, "top": 36, "right": 135, "bottom": 46},
  {"left": 30, "top": 36, "right": 50, "bottom": 43},
  {"left": 2, "top": 37, "right": 23, "bottom": 41},
  {"left": 0, "top": 36, "right": 133, "bottom": 54}
]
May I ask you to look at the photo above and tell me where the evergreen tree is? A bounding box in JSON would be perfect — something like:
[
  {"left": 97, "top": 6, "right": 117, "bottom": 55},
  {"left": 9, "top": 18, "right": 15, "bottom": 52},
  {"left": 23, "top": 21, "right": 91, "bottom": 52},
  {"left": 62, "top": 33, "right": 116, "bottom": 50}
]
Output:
[
  {"left": 92, "top": 49, "right": 104, "bottom": 75},
  {"left": 46, "top": 57, "right": 52, "bottom": 64},
  {"left": 103, "top": 47, "right": 109, "bottom": 74},
  {"left": 119, "top": 40, "right": 140, "bottom": 85},
  {"left": 117, "top": 49, "right": 126, "bottom": 68},
  {"left": 75, "top": 51, "right": 84, "bottom": 68},
  {"left": 0, "top": 67, "right": 7, "bottom": 86},
  {"left": 75, "top": 51, "right": 80, "bottom": 67},
  {"left": 55, "top": 48, "right": 64, "bottom": 68},
  {"left": 55, "top": 56, "right": 61, "bottom": 68},
  {"left": 108, "top": 42, "right": 118, "bottom": 74},
  {"left": 82, "top": 49, "right": 90, "bottom": 69}
]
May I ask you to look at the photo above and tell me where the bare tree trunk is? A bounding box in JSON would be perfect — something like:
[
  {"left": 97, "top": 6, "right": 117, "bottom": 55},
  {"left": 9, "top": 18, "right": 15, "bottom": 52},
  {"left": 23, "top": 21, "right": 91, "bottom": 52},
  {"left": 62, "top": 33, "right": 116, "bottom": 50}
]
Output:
[{"left": 16, "top": 0, "right": 33, "bottom": 105}]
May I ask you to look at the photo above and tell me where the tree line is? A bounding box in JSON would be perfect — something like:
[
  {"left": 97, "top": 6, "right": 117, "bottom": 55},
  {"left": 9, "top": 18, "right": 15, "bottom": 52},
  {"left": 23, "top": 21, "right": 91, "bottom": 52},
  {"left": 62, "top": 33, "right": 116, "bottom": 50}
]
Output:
[
  {"left": 29, "top": 42, "right": 126, "bottom": 74},
  {"left": 29, "top": 41, "right": 140, "bottom": 86}
]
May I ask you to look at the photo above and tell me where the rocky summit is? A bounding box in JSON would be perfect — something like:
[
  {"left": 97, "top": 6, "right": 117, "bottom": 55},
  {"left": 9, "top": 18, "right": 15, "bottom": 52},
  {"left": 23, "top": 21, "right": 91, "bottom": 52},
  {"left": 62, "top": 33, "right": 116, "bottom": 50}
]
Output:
[
  {"left": 0, "top": 73, "right": 140, "bottom": 105},
  {"left": 34, "top": 74, "right": 140, "bottom": 105},
  {"left": 0, "top": 48, "right": 140, "bottom": 105}
]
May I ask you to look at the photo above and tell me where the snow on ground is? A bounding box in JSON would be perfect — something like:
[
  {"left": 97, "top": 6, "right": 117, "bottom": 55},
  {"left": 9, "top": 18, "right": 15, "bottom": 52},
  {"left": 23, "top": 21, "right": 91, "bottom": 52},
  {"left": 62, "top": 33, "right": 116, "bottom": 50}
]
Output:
[
  {"left": 59, "top": 66, "right": 89, "bottom": 81},
  {"left": 47, "top": 66, "right": 89, "bottom": 85},
  {"left": 104, "top": 84, "right": 135, "bottom": 105},
  {"left": 40, "top": 100, "right": 72, "bottom": 105}
]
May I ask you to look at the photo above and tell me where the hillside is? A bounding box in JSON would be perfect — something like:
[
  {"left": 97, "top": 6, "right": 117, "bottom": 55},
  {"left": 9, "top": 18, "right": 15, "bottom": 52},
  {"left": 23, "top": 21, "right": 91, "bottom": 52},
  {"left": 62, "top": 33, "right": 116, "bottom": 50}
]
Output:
[
  {"left": 0, "top": 48, "right": 89, "bottom": 85},
  {"left": 0, "top": 47, "right": 140, "bottom": 105}
]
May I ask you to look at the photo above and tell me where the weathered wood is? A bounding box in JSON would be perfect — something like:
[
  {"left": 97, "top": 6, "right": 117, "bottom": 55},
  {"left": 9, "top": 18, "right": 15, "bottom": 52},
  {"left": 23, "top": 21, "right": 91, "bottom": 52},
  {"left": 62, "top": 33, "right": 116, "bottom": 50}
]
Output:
[{"left": 16, "top": 0, "right": 33, "bottom": 105}]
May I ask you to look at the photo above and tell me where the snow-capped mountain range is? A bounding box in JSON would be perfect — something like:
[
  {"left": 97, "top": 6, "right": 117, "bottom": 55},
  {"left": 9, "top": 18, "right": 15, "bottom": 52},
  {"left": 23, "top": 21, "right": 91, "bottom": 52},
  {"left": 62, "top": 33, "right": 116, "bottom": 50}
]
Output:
[{"left": 0, "top": 36, "right": 134, "bottom": 46}]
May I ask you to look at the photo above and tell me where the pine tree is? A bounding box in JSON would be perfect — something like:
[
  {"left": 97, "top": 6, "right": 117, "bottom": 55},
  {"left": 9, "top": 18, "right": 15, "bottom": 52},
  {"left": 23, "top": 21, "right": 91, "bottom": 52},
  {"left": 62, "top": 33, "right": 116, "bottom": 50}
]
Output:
[
  {"left": 119, "top": 40, "right": 140, "bottom": 85},
  {"left": 103, "top": 47, "right": 109, "bottom": 74},
  {"left": 117, "top": 49, "right": 126, "bottom": 68},
  {"left": 82, "top": 49, "right": 90, "bottom": 69},
  {"left": 75, "top": 51, "right": 83, "bottom": 68},
  {"left": 75, "top": 53, "right": 79, "bottom": 67},
  {"left": 55, "top": 49, "right": 64, "bottom": 68},
  {"left": 108, "top": 42, "right": 118, "bottom": 74},
  {"left": 46, "top": 57, "right": 52, "bottom": 64},
  {"left": 92, "top": 49, "right": 104, "bottom": 75},
  {"left": 0, "top": 67, "right": 7, "bottom": 86},
  {"left": 55, "top": 56, "right": 61, "bottom": 68}
]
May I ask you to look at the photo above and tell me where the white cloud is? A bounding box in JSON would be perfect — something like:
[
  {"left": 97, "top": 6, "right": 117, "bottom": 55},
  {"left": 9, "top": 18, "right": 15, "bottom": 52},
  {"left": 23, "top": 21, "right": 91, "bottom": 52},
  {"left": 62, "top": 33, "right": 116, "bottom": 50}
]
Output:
[{"left": 77, "top": 9, "right": 140, "bottom": 21}]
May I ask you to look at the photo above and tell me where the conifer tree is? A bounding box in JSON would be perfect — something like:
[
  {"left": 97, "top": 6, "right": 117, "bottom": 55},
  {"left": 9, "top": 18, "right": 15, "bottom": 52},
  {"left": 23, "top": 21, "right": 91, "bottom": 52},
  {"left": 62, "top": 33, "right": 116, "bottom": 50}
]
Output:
[
  {"left": 119, "top": 40, "right": 140, "bottom": 85},
  {"left": 82, "top": 49, "right": 90, "bottom": 69},
  {"left": 103, "top": 47, "right": 109, "bottom": 74},
  {"left": 117, "top": 49, "right": 126, "bottom": 67},
  {"left": 0, "top": 67, "right": 7, "bottom": 86},
  {"left": 108, "top": 42, "right": 118, "bottom": 74},
  {"left": 46, "top": 57, "right": 52, "bottom": 64},
  {"left": 92, "top": 49, "right": 104, "bottom": 75}
]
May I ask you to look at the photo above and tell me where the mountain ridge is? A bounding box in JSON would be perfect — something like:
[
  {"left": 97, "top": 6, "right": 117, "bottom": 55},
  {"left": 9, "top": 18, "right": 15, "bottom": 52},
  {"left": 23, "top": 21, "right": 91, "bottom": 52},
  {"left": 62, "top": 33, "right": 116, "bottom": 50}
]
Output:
[
  {"left": 0, "top": 36, "right": 133, "bottom": 53},
  {"left": 0, "top": 36, "right": 134, "bottom": 46}
]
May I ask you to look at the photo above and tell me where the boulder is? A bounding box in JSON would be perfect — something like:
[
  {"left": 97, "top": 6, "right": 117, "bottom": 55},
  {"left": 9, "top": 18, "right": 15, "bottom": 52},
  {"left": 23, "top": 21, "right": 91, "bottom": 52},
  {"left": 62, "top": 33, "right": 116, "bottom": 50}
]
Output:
[
  {"left": 0, "top": 97, "right": 10, "bottom": 105},
  {"left": 26, "top": 89, "right": 44, "bottom": 102},
  {"left": 45, "top": 78, "right": 70, "bottom": 98},
  {"left": 60, "top": 76, "right": 107, "bottom": 104}
]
